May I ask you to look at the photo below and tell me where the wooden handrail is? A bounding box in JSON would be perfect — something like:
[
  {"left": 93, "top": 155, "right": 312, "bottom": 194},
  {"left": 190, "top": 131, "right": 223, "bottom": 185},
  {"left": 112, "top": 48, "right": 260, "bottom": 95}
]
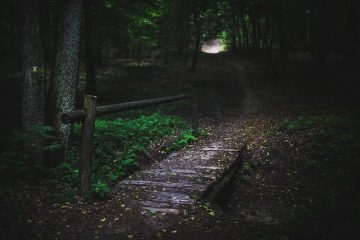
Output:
[{"left": 61, "top": 94, "right": 192, "bottom": 124}]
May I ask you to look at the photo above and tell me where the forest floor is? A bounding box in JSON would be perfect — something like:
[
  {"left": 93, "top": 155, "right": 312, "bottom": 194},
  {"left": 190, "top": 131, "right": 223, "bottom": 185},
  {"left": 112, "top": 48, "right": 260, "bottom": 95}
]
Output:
[{"left": 1, "top": 53, "right": 360, "bottom": 239}]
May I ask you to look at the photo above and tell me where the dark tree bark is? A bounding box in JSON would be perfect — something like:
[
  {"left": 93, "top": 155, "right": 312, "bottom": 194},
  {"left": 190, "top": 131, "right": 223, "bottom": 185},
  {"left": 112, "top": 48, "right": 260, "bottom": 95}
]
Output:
[
  {"left": 84, "top": 0, "right": 97, "bottom": 96},
  {"left": 250, "top": 12, "right": 259, "bottom": 52},
  {"left": 235, "top": 14, "right": 242, "bottom": 52},
  {"left": 240, "top": 13, "right": 250, "bottom": 51},
  {"left": 39, "top": 0, "right": 51, "bottom": 85},
  {"left": 231, "top": 13, "right": 237, "bottom": 52},
  {"left": 20, "top": 0, "right": 45, "bottom": 130},
  {"left": 50, "top": 0, "right": 83, "bottom": 155},
  {"left": 344, "top": 0, "right": 360, "bottom": 65},
  {"left": 314, "top": 0, "right": 329, "bottom": 68},
  {"left": 191, "top": 13, "right": 201, "bottom": 72},
  {"left": 276, "top": 0, "right": 287, "bottom": 61}
]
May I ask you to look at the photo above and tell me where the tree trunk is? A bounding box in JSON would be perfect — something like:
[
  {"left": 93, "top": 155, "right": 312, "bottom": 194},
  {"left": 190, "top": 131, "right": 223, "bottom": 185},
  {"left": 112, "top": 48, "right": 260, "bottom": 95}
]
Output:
[
  {"left": 84, "top": 0, "right": 97, "bottom": 96},
  {"left": 344, "top": 0, "right": 360, "bottom": 65},
  {"left": 50, "top": 0, "right": 83, "bottom": 156},
  {"left": 250, "top": 14, "right": 259, "bottom": 52},
  {"left": 277, "top": 0, "right": 287, "bottom": 61},
  {"left": 235, "top": 14, "right": 242, "bottom": 52},
  {"left": 241, "top": 14, "right": 250, "bottom": 52},
  {"left": 315, "top": 0, "right": 329, "bottom": 68},
  {"left": 191, "top": 13, "right": 201, "bottom": 72},
  {"left": 231, "top": 13, "right": 237, "bottom": 52},
  {"left": 21, "top": 0, "right": 45, "bottom": 130}
]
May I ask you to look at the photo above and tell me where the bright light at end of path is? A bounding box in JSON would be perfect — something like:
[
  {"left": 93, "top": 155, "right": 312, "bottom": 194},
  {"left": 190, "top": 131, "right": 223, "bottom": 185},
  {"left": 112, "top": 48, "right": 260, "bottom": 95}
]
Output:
[{"left": 201, "top": 39, "right": 226, "bottom": 54}]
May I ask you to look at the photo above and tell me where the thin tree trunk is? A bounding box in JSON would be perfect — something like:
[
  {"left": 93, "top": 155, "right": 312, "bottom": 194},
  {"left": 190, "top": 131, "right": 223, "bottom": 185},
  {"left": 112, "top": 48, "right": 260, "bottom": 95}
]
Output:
[
  {"left": 241, "top": 14, "right": 250, "bottom": 52},
  {"left": 184, "top": 42, "right": 189, "bottom": 65},
  {"left": 84, "top": 0, "right": 97, "bottom": 96},
  {"left": 39, "top": 0, "right": 51, "bottom": 88},
  {"left": 251, "top": 14, "right": 259, "bottom": 52},
  {"left": 277, "top": 0, "right": 287, "bottom": 61},
  {"left": 315, "top": 0, "right": 329, "bottom": 69},
  {"left": 50, "top": 0, "right": 83, "bottom": 157},
  {"left": 191, "top": 13, "right": 201, "bottom": 72},
  {"left": 235, "top": 14, "right": 242, "bottom": 52},
  {"left": 231, "top": 13, "right": 237, "bottom": 52},
  {"left": 21, "top": 0, "right": 45, "bottom": 130},
  {"left": 344, "top": 0, "right": 359, "bottom": 65}
]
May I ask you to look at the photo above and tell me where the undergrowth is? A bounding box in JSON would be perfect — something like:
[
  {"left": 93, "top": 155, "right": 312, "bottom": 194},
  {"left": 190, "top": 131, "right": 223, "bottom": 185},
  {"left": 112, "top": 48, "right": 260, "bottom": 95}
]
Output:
[
  {"left": 275, "top": 113, "right": 360, "bottom": 165},
  {"left": 0, "top": 112, "right": 200, "bottom": 201}
]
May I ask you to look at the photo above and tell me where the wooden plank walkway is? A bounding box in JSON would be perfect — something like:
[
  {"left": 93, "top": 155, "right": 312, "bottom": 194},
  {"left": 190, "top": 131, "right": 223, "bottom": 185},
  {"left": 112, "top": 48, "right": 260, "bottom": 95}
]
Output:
[{"left": 116, "top": 140, "right": 243, "bottom": 215}]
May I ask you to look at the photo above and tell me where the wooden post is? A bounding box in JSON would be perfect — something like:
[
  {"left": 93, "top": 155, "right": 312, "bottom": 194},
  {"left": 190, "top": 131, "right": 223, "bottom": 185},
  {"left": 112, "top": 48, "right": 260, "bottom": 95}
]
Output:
[
  {"left": 191, "top": 85, "right": 199, "bottom": 136},
  {"left": 79, "top": 95, "right": 97, "bottom": 197}
]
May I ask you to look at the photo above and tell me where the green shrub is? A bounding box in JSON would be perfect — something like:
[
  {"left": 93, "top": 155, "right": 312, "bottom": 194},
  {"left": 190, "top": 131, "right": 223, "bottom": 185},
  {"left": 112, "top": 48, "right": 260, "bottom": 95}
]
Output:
[
  {"left": 48, "top": 162, "right": 79, "bottom": 186},
  {"left": 170, "top": 129, "right": 197, "bottom": 151},
  {"left": 49, "top": 112, "right": 192, "bottom": 198},
  {"left": 88, "top": 180, "right": 110, "bottom": 199},
  {"left": 0, "top": 125, "right": 61, "bottom": 181}
]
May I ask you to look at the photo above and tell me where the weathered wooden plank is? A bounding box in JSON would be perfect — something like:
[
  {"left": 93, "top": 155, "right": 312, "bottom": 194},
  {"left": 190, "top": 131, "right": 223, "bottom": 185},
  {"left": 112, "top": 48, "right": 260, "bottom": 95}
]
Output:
[
  {"left": 200, "top": 147, "right": 240, "bottom": 152},
  {"left": 141, "top": 169, "right": 217, "bottom": 180},
  {"left": 195, "top": 166, "right": 223, "bottom": 170},
  {"left": 118, "top": 180, "right": 206, "bottom": 192},
  {"left": 147, "top": 192, "right": 195, "bottom": 205},
  {"left": 142, "top": 207, "right": 180, "bottom": 214}
]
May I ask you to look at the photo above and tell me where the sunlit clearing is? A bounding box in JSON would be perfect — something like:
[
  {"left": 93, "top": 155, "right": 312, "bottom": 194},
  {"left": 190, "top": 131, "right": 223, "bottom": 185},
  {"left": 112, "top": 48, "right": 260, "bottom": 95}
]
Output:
[{"left": 201, "top": 39, "right": 226, "bottom": 54}]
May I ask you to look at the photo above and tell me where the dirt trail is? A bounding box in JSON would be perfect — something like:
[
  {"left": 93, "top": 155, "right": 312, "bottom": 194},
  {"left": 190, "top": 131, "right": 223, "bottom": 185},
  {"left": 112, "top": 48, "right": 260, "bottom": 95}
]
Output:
[
  {"left": 218, "top": 55, "right": 262, "bottom": 115},
  {"left": 194, "top": 53, "right": 264, "bottom": 117}
]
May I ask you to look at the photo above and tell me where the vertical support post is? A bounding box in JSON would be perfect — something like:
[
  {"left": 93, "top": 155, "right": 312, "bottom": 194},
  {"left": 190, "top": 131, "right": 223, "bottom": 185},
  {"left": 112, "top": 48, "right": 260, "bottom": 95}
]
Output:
[
  {"left": 191, "top": 85, "right": 199, "bottom": 136},
  {"left": 79, "top": 95, "right": 97, "bottom": 197}
]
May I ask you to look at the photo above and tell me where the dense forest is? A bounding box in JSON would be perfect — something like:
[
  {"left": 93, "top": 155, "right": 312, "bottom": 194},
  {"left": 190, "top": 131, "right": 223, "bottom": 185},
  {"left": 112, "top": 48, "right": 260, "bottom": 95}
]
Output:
[
  {"left": 0, "top": 0, "right": 359, "bottom": 239},
  {"left": 1, "top": 0, "right": 359, "bottom": 150}
]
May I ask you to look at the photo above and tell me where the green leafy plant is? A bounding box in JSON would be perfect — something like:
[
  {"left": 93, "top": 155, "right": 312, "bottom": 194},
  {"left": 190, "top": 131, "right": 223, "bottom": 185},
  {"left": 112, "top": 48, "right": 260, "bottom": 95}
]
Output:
[
  {"left": 88, "top": 180, "right": 110, "bottom": 199},
  {"left": 48, "top": 113, "right": 193, "bottom": 199},
  {"left": 170, "top": 130, "right": 197, "bottom": 151},
  {"left": 48, "top": 162, "right": 79, "bottom": 186}
]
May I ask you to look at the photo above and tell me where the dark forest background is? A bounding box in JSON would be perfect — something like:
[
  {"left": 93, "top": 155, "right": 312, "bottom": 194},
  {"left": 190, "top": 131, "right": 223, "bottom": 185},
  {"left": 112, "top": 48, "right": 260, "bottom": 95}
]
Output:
[{"left": 1, "top": 0, "right": 359, "bottom": 151}]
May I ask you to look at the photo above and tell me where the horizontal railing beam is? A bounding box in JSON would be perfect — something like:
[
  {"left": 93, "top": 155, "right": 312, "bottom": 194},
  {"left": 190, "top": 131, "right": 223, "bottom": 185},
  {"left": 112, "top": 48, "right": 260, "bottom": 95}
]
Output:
[{"left": 61, "top": 94, "right": 192, "bottom": 124}]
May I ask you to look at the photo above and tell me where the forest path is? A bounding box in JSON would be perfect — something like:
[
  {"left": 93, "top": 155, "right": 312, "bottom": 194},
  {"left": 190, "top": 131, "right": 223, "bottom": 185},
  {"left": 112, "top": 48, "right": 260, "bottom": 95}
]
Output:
[
  {"left": 112, "top": 53, "right": 262, "bottom": 235},
  {"left": 194, "top": 53, "right": 263, "bottom": 117},
  {"left": 215, "top": 54, "right": 262, "bottom": 115}
]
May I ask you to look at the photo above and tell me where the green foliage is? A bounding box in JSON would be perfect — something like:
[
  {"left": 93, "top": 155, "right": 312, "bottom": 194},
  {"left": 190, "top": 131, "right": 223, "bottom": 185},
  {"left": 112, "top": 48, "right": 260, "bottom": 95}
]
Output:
[
  {"left": 1, "top": 113, "right": 200, "bottom": 201},
  {"left": 170, "top": 129, "right": 197, "bottom": 151},
  {"left": 88, "top": 180, "right": 110, "bottom": 199},
  {"left": 86, "top": 112, "right": 188, "bottom": 183},
  {"left": 49, "top": 113, "right": 191, "bottom": 200},
  {"left": 48, "top": 162, "right": 79, "bottom": 186},
  {"left": 0, "top": 125, "right": 61, "bottom": 181}
]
